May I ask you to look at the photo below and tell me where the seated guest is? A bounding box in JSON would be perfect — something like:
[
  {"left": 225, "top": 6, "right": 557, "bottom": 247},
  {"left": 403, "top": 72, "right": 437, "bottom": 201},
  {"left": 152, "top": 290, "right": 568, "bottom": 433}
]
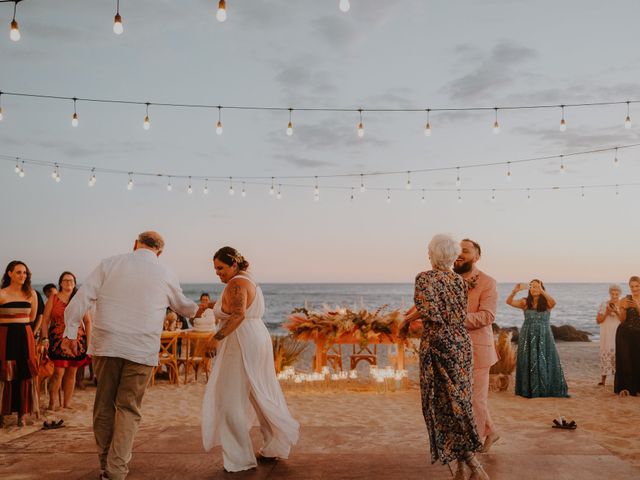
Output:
[
  {"left": 163, "top": 309, "right": 178, "bottom": 331},
  {"left": 43, "top": 283, "right": 57, "bottom": 300},
  {"left": 596, "top": 284, "right": 621, "bottom": 386},
  {"left": 615, "top": 276, "right": 640, "bottom": 396}
]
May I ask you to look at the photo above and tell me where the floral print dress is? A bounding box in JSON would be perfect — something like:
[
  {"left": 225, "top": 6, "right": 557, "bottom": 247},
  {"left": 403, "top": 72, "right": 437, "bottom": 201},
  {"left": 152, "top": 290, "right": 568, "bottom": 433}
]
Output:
[{"left": 415, "top": 269, "right": 482, "bottom": 464}]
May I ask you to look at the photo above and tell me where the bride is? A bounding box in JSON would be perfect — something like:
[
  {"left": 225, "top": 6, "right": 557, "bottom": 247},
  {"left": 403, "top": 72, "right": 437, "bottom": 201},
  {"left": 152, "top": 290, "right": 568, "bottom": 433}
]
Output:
[{"left": 201, "top": 246, "right": 299, "bottom": 472}]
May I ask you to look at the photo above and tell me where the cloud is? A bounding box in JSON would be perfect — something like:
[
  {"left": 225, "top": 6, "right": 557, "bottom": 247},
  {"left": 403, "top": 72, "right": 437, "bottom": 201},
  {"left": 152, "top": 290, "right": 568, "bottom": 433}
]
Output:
[
  {"left": 443, "top": 41, "right": 537, "bottom": 101},
  {"left": 512, "top": 125, "right": 640, "bottom": 152},
  {"left": 272, "top": 59, "right": 338, "bottom": 104},
  {"left": 275, "top": 153, "right": 336, "bottom": 169}
]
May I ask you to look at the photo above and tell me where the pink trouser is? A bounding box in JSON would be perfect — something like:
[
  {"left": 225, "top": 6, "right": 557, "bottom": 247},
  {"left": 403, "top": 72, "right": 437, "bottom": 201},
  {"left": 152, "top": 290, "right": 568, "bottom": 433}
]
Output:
[{"left": 472, "top": 366, "right": 495, "bottom": 440}]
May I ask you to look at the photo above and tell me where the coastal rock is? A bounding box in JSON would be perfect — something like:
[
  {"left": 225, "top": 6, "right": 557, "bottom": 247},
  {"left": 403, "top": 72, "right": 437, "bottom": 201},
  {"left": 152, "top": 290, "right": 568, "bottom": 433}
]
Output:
[{"left": 551, "top": 324, "right": 592, "bottom": 342}]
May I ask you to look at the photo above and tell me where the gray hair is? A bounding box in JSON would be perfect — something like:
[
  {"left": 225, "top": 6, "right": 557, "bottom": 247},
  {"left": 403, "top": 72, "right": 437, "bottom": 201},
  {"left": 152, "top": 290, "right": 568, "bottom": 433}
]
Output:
[
  {"left": 609, "top": 284, "right": 622, "bottom": 292},
  {"left": 428, "top": 234, "right": 460, "bottom": 270},
  {"left": 137, "top": 231, "right": 165, "bottom": 252}
]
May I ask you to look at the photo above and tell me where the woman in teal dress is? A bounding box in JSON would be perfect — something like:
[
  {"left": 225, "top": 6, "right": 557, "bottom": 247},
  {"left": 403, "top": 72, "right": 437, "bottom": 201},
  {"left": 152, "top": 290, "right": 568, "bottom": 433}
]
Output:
[{"left": 506, "top": 280, "right": 569, "bottom": 398}]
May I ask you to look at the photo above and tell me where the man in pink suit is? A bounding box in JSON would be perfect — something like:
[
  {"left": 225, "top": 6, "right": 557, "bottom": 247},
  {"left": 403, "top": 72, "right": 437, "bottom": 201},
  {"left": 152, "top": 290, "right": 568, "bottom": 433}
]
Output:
[{"left": 454, "top": 238, "right": 500, "bottom": 452}]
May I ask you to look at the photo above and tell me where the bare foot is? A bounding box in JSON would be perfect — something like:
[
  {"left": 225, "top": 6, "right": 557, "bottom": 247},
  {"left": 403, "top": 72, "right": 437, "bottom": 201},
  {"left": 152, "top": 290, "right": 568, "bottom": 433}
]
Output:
[{"left": 17, "top": 416, "right": 26, "bottom": 427}]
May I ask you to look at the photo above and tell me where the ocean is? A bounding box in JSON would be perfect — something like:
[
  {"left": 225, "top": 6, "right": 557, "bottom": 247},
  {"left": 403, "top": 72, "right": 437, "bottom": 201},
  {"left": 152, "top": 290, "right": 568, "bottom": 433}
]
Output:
[{"left": 179, "top": 282, "right": 613, "bottom": 339}]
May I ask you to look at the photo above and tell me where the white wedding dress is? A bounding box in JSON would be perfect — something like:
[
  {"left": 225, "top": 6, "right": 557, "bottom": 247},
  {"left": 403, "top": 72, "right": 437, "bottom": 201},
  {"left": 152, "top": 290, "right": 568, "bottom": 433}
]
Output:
[{"left": 202, "top": 274, "right": 299, "bottom": 472}]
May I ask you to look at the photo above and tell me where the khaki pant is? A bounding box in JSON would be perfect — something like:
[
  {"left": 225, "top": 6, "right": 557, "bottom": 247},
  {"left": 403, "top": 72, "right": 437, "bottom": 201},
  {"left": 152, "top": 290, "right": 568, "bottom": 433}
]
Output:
[
  {"left": 92, "top": 356, "right": 153, "bottom": 480},
  {"left": 471, "top": 366, "right": 495, "bottom": 440}
]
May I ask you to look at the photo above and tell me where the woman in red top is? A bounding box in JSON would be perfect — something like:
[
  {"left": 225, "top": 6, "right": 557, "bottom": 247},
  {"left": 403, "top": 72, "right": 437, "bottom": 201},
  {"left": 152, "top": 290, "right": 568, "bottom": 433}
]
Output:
[{"left": 41, "top": 271, "right": 91, "bottom": 410}]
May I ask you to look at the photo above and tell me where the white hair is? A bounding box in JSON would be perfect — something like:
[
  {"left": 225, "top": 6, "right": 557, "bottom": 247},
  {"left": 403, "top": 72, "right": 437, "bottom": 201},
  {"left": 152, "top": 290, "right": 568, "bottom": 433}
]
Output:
[
  {"left": 609, "top": 284, "right": 622, "bottom": 292},
  {"left": 428, "top": 234, "right": 461, "bottom": 270}
]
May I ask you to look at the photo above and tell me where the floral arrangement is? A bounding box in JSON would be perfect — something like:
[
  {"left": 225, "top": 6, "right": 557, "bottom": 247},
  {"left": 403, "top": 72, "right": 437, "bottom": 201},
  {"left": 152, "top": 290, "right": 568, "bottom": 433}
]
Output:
[{"left": 284, "top": 304, "right": 410, "bottom": 347}]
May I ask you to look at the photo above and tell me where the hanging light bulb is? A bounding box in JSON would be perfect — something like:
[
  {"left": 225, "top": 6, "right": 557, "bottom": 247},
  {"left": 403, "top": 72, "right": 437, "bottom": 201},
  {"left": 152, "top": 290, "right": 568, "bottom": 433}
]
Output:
[
  {"left": 559, "top": 155, "right": 566, "bottom": 174},
  {"left": 424, "top": 109, "right": 432, "bottom": 137},
  {"left": 359, "top": 174, "right": 366, "bottom": 193},
  {"left": 613, "top": 147, "right": 619, "bottom": 167},
  {"left": 491, "top": 189, "right": 496, "bottom": 203},
  {"left": 241, "top": 182, "right": 246, "bottom": 197},
  {"left": 457, "top": 190, "right": 462, "bottom": 204},
  {"left": 492, "top": 108, "right": 500, "bottom": 134},
  {"left": 143, "top": 103, "right": 151, "bottom": 130},
  {"left": 559, "top": 105, "right": 567, "bottom": 132},
  {"left": 580, "top": 186, "right": 585, "bottom": 200},
  {"left": 339, "top": 0, "right": 350, "bottom": 13},
  {"left": 625, "top": 101, "right": 632, "bottom": 129},
  {"left": 18, "top": 161, "right": 24, "bottom": 178},
  {"left": 187, "top": 177, "right": 193, "bottom": 195},
  {"left": 166, "top": 177, "right": 173, "bottom": 191},
  {"left": 350, "top": 187, "right": 355, "bottom": 202},
  {"left": 405, "top": 171, "right": 412, "bottom": 190},
  {"left": 203, "top": 179, "right": 209, "bottom": 195},
  {"left": 615, "top": 184, "right": 620, "bottom": 198},
  {"left": 421, "top": 189, "right": 426, "bottom": 204},
  {"left": 216, "top": 106, "right": 223, "bottom": 135},
  {"left": 357, "top": 109, "right": 364, "bottom": 137},
  {"left": 386, "top": 189, "right": 391, "bottom": 204},
  {"left": 71, "top": 98, "right": 79, "bottom": 127},
  {"left": 229, "top": 177, "right": 235, "bottom": 195},
  {"left": 269, "top": 177, "right": 275, "bottom": 196},
  {"left": 216, "top": 0, "right": 227, "bottom": 22},
  {"left": 506, "top": 161, "right": 512, "bottom": 181},
  {"left": 314, "top": 177, "right": 320, "bottom": 201},
  {"left": 89, "top": 169, "right": 96, "bottom": 187},
  {"left": 455, "top": 167, "right": 461, "bottom": 187},
  {"left": 527, "top": 188, "right": 532, "bottom": 203},
  {"left": 14, "top": 159, "right": 20, "bottom": 173},
  {"left": 127, "top": 173, "right": 133, "bottom": 190},
  {"left": 9, "top": 2, "right": 20, "bottom": 42},
  {"left": 276, "top": 184, "right": 282, "bottom": 200},
  {"left": 286, "top": 108, "right": 293, "bottom": 136},
  {"left": 0, "top": 92, "right": 4, "bottom": 121},
  {"left": 51, "top": 165, "right": 58, "bottom": 179},
  {"left": 113, "top": 0, "right": 123, "bottom": 34}
]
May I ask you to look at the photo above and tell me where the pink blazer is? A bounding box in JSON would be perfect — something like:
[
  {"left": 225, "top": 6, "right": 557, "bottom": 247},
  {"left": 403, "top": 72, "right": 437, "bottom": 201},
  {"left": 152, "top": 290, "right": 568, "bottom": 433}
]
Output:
[{"left": 464, "top": 269, "right": 498, "bottom": 369}]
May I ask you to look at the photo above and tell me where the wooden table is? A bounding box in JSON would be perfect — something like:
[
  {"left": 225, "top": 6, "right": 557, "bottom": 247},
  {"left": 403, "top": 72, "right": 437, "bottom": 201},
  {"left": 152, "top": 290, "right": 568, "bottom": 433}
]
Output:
[{"left": 313, "top": 333, "right": 406, "bottom": 372}]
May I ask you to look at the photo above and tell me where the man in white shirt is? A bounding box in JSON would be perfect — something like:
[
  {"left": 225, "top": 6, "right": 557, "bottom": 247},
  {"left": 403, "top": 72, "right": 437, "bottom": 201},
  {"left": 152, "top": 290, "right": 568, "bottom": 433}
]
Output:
[{"left": 62, "top": 231, "right": 200, "bottom": 480}]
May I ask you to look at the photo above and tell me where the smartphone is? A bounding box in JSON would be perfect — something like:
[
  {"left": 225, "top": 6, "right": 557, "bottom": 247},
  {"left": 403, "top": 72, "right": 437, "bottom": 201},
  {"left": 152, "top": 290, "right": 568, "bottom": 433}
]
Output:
[{"left": 518, "top": 283, "right": 529, "bottom": 290}]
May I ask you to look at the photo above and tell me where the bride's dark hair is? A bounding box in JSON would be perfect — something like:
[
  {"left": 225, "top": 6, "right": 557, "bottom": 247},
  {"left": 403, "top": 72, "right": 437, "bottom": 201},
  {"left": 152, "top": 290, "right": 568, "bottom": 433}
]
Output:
[{"left": 213, "top": 247, "right": 250, "bottom": 271}]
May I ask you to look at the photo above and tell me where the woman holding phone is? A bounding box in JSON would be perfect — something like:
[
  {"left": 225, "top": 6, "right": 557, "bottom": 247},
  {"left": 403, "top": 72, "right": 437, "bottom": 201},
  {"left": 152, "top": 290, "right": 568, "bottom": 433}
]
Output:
[
  {"left": 506, "top": 280, "right": 569, "bottom": 398},
  {"left": 596, "top": 285, "right": 622, "bottom": 386},
  {"left": 614, "top": 276, "right": 640, "bottom": 396}
]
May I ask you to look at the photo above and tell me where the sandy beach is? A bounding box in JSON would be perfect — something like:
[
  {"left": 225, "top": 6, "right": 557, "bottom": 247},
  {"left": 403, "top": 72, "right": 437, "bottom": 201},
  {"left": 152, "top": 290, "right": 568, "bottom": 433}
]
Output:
[{"left": 1, "top": 341, "right": 639, "bottom": 478}]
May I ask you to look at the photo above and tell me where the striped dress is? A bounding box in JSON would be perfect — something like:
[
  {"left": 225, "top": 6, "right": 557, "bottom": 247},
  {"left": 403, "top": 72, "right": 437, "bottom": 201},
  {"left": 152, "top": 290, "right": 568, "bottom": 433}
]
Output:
[{"left": 0, "top": 301, "right": 39, "bottom": 416}]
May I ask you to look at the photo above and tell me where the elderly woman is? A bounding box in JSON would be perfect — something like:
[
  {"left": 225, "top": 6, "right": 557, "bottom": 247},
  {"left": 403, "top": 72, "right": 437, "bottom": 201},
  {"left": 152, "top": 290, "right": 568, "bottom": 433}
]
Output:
[
  {"left": 401, "top": 234, "right": 488, "bottom": 480},
  {"left": 615, "top": 276, "right": 640, "bottom": 396},
  {"left": 506, "top": 280, "right": 569, "bottom": 398},
  {"left": 596, "top": 285, "right": 622, "bottom": 386}
]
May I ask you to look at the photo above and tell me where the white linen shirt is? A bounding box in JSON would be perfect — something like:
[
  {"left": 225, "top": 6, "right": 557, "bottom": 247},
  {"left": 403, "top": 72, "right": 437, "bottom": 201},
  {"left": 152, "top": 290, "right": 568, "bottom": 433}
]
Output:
[{"left": 64, "top": 248, "right": 198, "bottom": 366}]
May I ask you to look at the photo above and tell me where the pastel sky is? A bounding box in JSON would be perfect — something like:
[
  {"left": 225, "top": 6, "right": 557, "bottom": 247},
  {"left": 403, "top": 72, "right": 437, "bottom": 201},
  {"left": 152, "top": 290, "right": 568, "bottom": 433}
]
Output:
[{"left": 1, "top": 0, "right": 638, "bottom": 284}]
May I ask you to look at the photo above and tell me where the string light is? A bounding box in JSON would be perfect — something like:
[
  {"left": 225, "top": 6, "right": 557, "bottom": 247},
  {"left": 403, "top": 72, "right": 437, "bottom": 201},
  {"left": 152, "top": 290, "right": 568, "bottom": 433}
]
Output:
[
  {"left": 625, "top": 101, "right": 632, "bottom": 129},
  {"left": 286, "top": 108, "right": 293, "bottom": 136},
  {"left": 492, "top": 107, "right": 500, "bottom": 134},
  {"left": 166, "top": 177, "right": 172, "bottom": 191},
  {"left": 228, "top": 177, "right": 234, "bottom": 195},
  {"left": 559, "top": 105, "right": 567, "bottom": 132},
  {"left": 359, "top": 174, "right": 366, "bottom": 193},
  {"left": 269, "top": 177, "right": 275, "bottom": 195},
  {"left": 143, "top": 103, "right": 150, "bottom": 130},
  {"left": 357, "top": 109, "right": 364, "bottom": 138},
  {"left": 18, "top": 160, "right": 24, "bottom": 177},
  {"left": 339, "top": 0, "right": 350, "bottom": 13},
  {"left": 559, "top": 154, "right": 566, "bottom": 174},
  {"left": 187, "top": 177, "right": 193, "bottom": 194},
  {"left": 276, "top": 184, "right": 282, "bottom": 200},
  {"left": 9, "top": 1, "right": 20, "bottom": 42},
  {"left": 203, "top": 179, "right": 209, "bottom": 195},
  {"left": 613, "top": 147, "right": 619, "bottom": 167},
  {"left": 216, "top": 106, "right": 223, "bottom": 135},
  {"left": 216, "top": 0, "right": 227, "bottom": 22},
  {"left": 386, "top": 189, "right": 391, "bottom": 204},
  {"left": 51, "top": 165, "right": 58, "bottom": 179},
  {"left": 88, "top": 168, "right": 96, "bottom": 186},
  {"left": 491, "top": 189, "right": 496, "bottom": 203},
  {"left": 113, "top": 0, "right": 123, "bottom": 35},
  {"left": 241, "top": 181, "right": 246, "bottom": 197},
  {"left": 314, "top": 176, "right": 320, "bottom": 201},
  {"left": 455, "top": 167, "right": 461, "bottom": 187},
  {"left": 0, "top": 92, "right": 4, "bottom": 121},
  {"left": 405, "top": 171, "right": 412, "bottom": 190},
  {"left": 127, "top": 173, "right": 133, "bottom": 190},
  {"left": 506, "top": 161, "right": 512, "bottom": 180},
  {"left": 424, "top": 109, "right": 432, "bottom": 137},
  {"left": 14, "top": 158, "right": 19, "bottom": 173},
  {"left": 71, "top": 97, "right": 79, "bottom": 127}
]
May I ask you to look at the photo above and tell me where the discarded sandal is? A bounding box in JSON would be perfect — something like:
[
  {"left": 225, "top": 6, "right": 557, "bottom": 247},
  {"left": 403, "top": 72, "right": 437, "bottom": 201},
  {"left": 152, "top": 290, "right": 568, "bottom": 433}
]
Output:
[
  {"left": 43, "top": 419, "right": 65, "bottom": 430},
  {"left": 551, "top": 418, "right": 576, "bottom": 430}
]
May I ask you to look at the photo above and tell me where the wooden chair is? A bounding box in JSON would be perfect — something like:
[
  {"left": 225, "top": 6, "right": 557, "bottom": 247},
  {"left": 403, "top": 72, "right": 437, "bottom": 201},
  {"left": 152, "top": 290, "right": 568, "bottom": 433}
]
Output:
[
  {"left": 183, "top": 331, "right": 215, "bottom": 383},
  {"left": 350, "top": 344, "right": 377, "bottom": 370},
  {"left": 151, "top": 331, "right": 181, "bottom": 386},
  {"left": 326, "top": 344, "right": 343, "bottom": 371}
]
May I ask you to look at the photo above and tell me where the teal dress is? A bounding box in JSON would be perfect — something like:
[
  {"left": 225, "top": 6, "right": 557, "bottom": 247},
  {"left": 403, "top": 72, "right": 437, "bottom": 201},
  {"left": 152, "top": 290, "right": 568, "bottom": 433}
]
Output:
[{"left": 515, "top": 310, "right": 569, "bottom": 398}]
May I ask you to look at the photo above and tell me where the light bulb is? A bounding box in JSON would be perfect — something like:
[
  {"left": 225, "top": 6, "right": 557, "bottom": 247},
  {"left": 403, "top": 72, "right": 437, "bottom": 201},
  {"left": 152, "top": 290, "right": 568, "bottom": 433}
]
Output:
[
  {"left": 455, "top": 168, "right": 461, "bottom": 187},
  {"left": 270, "top": 179, "right": 275, "bottom": 196},
  {"left": 72, "top": 112, "right": 79, "bottom": 127},
  {"left": 491, "top": 190, "right": 496, "bottom": 203},
  {"left": 51, "top": 169, "right": 57, "bottom": 179},
  {"left": 286, "top": 121, "right": 293, "bottom": 136},
  {"left": 187, "top": 185, "right": 193, "bottom": 195},
  {"left": 229, "top": 186, "right": 234, "bottom": 195},
  {"left": 457, "top": 193, "right": 462, "bottom": 204},
  {"left": 55, "top": 175, "right": 61, "bottom": 183},
  {"left": 143, "top": 115, "right": 150, "bottom": 130},
  {"left": 560, "top": 157, "right": 566, "bottom": 174},
  {"left": 167, "top": 181, "right": 172, "bottom": 192},
  {"left": 527, "top": 190, "right": 532, "bottom": 203},
  {"left": 14, "top": 162, "right": 20, "bottom": 173},
  {"left": 10, "top": 20, "right": 20, "bottom": 42},
  {"left": 339, "top": 0, "right": 350, "bottom": 12},
  {"left": 113, "top": 13, "right": 123, "bottom": 34},
  {"left": 559, "top": 118, "right": 566, "bottom": 132},
  {"left": 127, "top": 179, "right": 133, "bottom": 190},
  {"left": 276, "top": 185, "right": 282, "bottom": 200},
  {"left": 357, "top": 122, "right": 364, "bottom": 137},
  {"left": 625, "top": 115, "right": 632, "bottom": 129},
  {"left": 614, "top": 148, "right": 619, "bottom": 167},
  {"left": 241, "top": 184, "right": 246, "bottom": 197},
  {"left": 18, "top": 167, "right": 24, "bottom": 178},
  {"left": 405, "top": 172, "right": 412, "bottom": 190},
  {"left": 314, "top": 193, "right": 319, "bottom": 202},
  {"left": 492, "top": 121, "right": 500, "bottom": 134},
  {"left": 216, "top": 120, "right": 223, "bottom": 135},
  {"left": 386, "top": 195, "right": 391, "bottom": 204},
  {"left": 421, "top": 191, "right": 426, "bottom": 204},
  {"left": 216, "top": 0, "right": 227, "bottom": 22},
  {"left": 203, "top": 182, "right": 209, "bottom": 195},
  {"left": 360, "top": 184, "right": 366, "bottom": 193},
  {"left": 89, "top": 174, "right": 96, "bottom": 186},
  {"left": 506, "top": 163, "right": 512, "bottom": 180},
  {"left": 424, "top": 122, "right": 431, "bottom": 137},
  {"left": 0, "top": 106, "right": 4, "bottom": 121}
]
